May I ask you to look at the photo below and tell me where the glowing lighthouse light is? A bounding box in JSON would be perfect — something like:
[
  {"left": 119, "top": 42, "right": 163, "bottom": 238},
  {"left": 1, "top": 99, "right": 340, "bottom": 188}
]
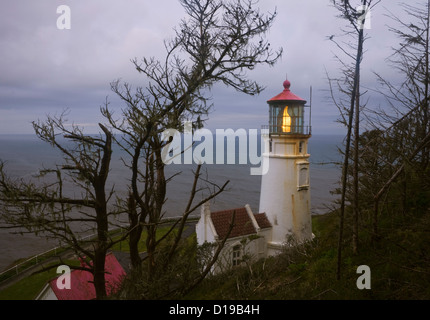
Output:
[{"left": 282, "top": 107, "right": 291, "bottom": 133}]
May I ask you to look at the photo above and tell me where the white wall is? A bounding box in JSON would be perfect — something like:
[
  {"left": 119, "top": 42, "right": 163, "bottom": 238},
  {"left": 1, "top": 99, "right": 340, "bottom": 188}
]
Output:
[
  {"left": 35, "top": 284, "right": 58, "bottom": 300},
  {"left": 259, "top": 135, "right": 312, "bottom": 253},
  {"left": 195, "top": 203, "right": 217, "bottom": 245}
]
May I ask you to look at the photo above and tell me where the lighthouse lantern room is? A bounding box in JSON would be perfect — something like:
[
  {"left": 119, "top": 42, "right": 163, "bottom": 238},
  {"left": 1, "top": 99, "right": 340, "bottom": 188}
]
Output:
[
  {"left": 259, "top": 79, "right": 313, "bottom": 256},
  {"left": 267, "top": 79, "right": 311, "bottom": 135}
]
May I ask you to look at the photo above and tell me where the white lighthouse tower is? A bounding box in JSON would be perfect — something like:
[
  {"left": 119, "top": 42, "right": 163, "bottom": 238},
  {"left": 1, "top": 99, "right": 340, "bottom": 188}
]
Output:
[{"left": 259, "top": 79, "right": 313, "bottom": 256}]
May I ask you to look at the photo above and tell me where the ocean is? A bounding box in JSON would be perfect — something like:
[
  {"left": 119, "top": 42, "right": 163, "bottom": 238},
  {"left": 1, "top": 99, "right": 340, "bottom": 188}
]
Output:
[{"left": 0, "top": 133, "right": 343, "bottom": 271}]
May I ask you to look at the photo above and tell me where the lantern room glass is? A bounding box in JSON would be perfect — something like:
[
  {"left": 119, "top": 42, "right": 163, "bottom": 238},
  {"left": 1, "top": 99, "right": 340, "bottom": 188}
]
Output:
[{"left": 269, "top": 104, "right": 304, "bottom": 134}]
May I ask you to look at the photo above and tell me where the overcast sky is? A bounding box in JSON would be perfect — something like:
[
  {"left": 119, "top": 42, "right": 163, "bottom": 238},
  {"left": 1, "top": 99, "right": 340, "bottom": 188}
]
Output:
[{"left": 0, "top": 0, "right": 409, "bottom": 135}]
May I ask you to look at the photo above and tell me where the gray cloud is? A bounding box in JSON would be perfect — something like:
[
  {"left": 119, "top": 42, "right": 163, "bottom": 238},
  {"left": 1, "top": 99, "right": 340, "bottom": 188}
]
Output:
[{"left": 0, "top": 1, "right": 407, "bottom": 134}]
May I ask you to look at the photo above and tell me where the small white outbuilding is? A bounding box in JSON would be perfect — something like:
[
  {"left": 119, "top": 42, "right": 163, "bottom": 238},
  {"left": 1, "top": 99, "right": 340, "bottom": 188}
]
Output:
[{"left": 195, "top": 203, "right": 272, "bottom": 273}]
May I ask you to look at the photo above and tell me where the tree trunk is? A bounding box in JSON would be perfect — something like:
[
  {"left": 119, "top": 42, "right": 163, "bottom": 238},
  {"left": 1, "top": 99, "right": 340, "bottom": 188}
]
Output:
[
  {"left": 373, "top": 199, "right": 379, "bottom": 242},
  {"left": 145, "top": 141, "right": 167, "bottom": 280},
  {"left": 93, "top": 248, "right": 107, "bottom": 299},
  {"left": 352, "top": 71, "right": 360, "bottom": 255},
  {"left": 93, "top": 193, "right": 109, "bottom": 299},
  {"left": 93, "top": 124, "right": 111, "bottom": 299},
  {"left": 336, "top": 1, "right": 367, "bottom": 280},
  {"left": 146, "top": 224, "right": 157, "bottom": 281},
  {"left": 423, "top": 0, "right": 430, "bottom": 169},
  {"left": 129, "top": 226, "right": 143, "bottom": 269},
  {"left": 128, "top": 194, "right": 143, "bottom": 268}
]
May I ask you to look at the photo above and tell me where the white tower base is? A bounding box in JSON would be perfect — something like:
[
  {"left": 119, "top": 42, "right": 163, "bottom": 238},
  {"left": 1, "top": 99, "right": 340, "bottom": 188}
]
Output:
[{"left": 259, "top": 134, "right": 313, "bottom": 256}]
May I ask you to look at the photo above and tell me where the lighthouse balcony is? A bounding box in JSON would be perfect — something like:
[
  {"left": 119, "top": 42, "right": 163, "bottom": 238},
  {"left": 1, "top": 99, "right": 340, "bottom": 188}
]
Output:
[{"left": 262, "top": 125, "right": 312, "bottom": 137}]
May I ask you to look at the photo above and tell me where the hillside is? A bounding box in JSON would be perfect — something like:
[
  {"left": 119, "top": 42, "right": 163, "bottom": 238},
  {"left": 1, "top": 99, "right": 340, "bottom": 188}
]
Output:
[
  {"left": 185, "top": 210, "right": 430, "bottom": 300},
  {"left": 1, "top": 208, "right": 429, "bottom": 300}
]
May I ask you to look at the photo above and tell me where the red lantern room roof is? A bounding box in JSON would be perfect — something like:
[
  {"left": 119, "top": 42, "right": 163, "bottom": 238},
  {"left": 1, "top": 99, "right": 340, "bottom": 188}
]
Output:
[{"left": 268, "top": 79, "right": 306, "bottom": 103}]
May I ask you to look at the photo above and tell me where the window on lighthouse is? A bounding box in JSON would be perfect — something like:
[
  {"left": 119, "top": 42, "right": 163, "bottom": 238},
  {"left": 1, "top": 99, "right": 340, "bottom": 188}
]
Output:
[
  {"left": 298, "top": 166, "right": 310, "bottom": 190},
  {"left": 282, "top": 106, "right": 292, "bottom": 133}
]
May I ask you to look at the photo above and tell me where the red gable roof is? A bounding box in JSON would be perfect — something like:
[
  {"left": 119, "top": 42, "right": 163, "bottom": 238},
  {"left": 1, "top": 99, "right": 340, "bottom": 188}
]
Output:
[
  {"left": 210, "top": 207, "right": 271, "bottom": 240},
  {"left": 49, "top": 252, "right": 125, "bottom": 300}
]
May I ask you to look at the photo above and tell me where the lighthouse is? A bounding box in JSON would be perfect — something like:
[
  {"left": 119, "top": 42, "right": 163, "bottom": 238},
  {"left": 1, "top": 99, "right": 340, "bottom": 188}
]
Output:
[{"left": 259, "top": 79, "right": 313, "bottom": 256}]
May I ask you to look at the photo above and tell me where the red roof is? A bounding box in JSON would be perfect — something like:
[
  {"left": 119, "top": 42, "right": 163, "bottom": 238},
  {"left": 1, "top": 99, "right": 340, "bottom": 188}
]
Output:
[
  {"left": 268, "top": 80, "right": 306, "bottom": 103},
  {"left": 254, "top": 213, "right": 273, "bottom": 229},
  {"left": 210, "top": 207, "right": 271, "bottom": 240},
  {"left": 49, "top": 252, "right": 125, "bottom": 300}
]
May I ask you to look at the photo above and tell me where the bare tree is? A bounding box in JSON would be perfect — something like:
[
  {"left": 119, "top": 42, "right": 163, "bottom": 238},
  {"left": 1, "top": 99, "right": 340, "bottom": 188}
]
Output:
[
  {"left": 1, "top": 0, "right": 281, "bottom": 299},
  {"left": 0, "top": 112, "right": 127, "bottom": 299},
  {"left": 102, "top": 0, "right": 282, "bottom": 283},
  {"left": 327, "top": 0, "right": 379, "bottom": 279},
  {"left": 369, "top": 0, "right": 430, "bottom": 237}
]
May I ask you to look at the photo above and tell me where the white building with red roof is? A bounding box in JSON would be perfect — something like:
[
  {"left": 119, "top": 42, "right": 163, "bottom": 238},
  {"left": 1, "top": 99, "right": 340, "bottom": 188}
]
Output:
[
  {"left": 35, "top": 252, "right": 125, "bottom": 300},
  {"left": 196, "top": 203, "right": 272, "bottom": 273}
]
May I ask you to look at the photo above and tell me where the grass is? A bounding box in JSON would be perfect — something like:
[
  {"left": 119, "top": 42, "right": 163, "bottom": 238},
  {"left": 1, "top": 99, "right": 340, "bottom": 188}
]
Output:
[
  {"left": 0, "top": 260, "right": 80, "bottom": 300},
  {"left": 110, "top": 226, "right": 173, "bottom": 252},
  {"left": 0, "top": 247, "right": 69, "bottom": 284},
  {"left": 0, "top": 224, "right": 187, "bottom": 300}
]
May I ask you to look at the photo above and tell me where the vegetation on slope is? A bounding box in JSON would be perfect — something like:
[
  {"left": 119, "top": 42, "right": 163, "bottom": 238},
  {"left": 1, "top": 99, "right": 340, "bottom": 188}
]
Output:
[{"left": 185, "top": 210, "right": 430, "bottom": 300}]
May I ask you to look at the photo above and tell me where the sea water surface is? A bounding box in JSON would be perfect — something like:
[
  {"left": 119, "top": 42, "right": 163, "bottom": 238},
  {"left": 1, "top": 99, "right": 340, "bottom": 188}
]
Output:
[{"left": 0, "top": 133, "right": 343, "bottom": 271}]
